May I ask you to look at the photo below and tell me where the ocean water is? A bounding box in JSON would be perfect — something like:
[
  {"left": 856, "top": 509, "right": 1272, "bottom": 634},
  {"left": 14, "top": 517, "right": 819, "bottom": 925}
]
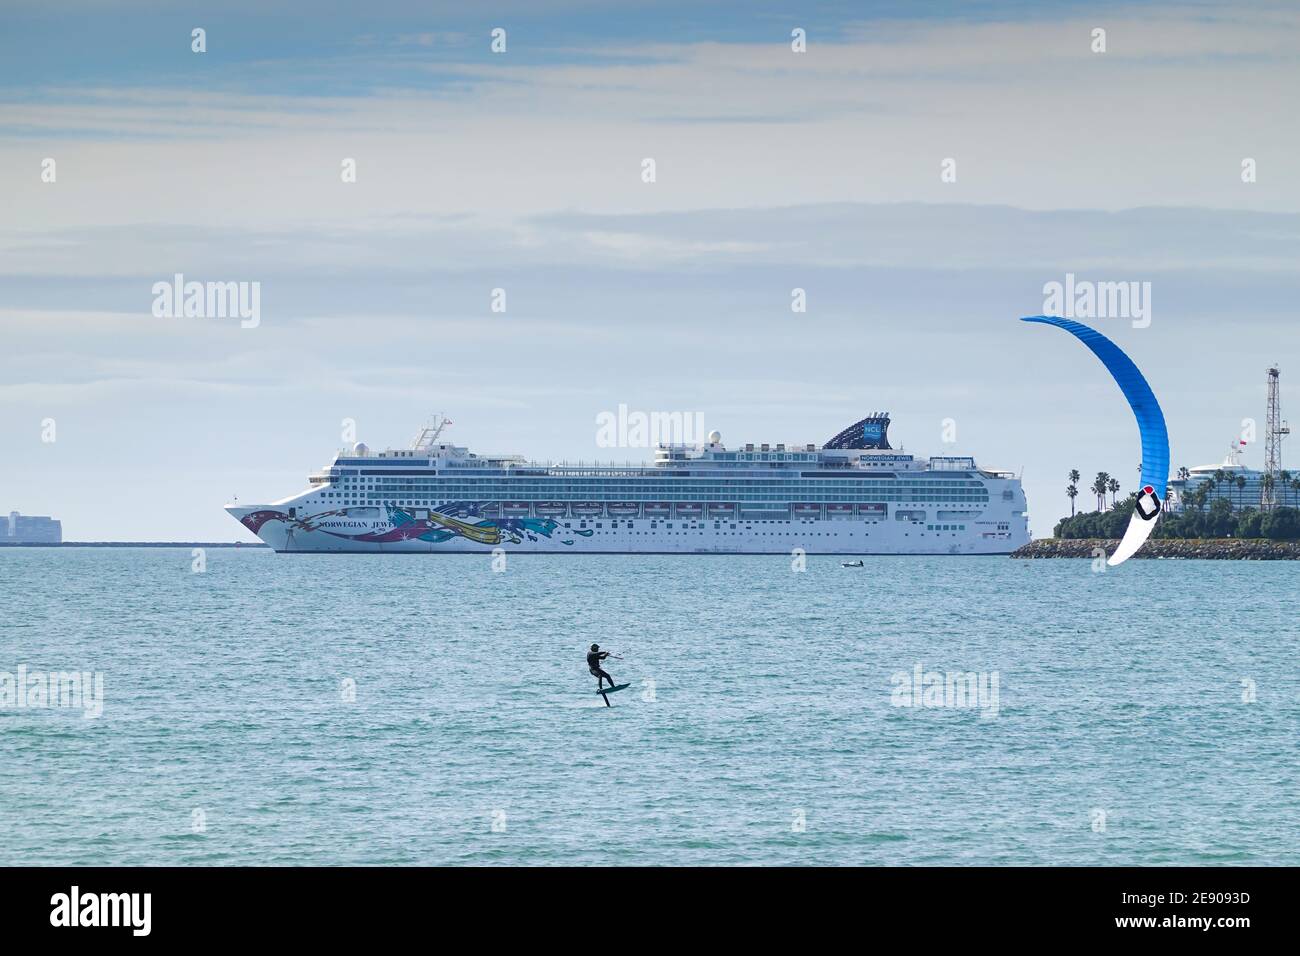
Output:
[{"left": 1, "top": 547, "right": 1296, "bottom": 866}]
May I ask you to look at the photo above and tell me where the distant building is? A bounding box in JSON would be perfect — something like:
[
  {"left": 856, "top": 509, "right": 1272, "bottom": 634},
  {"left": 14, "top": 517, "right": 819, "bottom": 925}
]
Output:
[
  {"left": 1168, "top": 445, "right": 1300, "bottom": 513},
  {"left": 5, "top": 511, "right": 63, "bottom": 543}
]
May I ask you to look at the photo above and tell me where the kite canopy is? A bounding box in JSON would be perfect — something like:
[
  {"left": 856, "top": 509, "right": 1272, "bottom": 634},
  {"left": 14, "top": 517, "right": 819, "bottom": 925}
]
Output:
[{"left": 1021, "top": 315, "right": 1170, "bottom": 566}]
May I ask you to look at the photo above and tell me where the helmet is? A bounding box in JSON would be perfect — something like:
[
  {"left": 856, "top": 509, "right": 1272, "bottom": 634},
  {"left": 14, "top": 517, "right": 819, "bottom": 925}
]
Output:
[{"left": 590, "top": 643, "right": 600, "bottom": 651}]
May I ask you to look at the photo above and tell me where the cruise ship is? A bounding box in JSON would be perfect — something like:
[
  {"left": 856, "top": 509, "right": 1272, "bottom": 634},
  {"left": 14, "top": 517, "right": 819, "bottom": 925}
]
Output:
[{"left": 225, "top": 414, "right": 1030, "bottom": 554}]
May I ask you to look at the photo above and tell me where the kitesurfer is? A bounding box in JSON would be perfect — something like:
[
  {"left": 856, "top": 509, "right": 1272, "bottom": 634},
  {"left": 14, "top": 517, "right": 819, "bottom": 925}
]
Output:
[{"left": 587, "top": 643, "right": 616, "bottom": 689}]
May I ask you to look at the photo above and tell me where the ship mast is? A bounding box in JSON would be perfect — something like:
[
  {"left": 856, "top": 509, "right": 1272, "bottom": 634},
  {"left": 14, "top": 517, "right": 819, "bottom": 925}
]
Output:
[{"left": 410, "top": 414, "right": 452, "bottom": 452}]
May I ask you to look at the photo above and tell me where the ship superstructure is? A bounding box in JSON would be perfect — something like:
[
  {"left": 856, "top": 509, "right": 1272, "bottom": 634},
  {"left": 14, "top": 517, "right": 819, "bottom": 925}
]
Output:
[{"left": 226, "top": 414, "right": 1030, "bottom": 554}]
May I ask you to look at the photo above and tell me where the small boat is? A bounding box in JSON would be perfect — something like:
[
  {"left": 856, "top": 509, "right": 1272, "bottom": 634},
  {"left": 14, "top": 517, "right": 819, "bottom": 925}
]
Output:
[{"left": 841, "top": 559, "right": 864, "bottom": 567}]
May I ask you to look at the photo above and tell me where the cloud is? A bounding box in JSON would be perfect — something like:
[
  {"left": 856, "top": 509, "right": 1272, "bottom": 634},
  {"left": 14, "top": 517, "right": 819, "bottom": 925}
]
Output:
[
  {"left": 3, "top": 3, "right": 1298, "bottom": 242},
  {"left": 4, "top": 202, "right": 1299, "bottom": 279}
]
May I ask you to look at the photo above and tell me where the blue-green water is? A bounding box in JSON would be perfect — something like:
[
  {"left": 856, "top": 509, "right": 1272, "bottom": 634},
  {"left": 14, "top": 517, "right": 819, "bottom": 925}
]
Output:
[{"left": 2, "top": 549, "right": 1296, "bottom": 866}]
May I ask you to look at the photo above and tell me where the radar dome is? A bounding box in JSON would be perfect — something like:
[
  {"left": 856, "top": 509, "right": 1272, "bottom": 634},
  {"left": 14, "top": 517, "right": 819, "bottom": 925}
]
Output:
[
  {"left": 708, "top": 430, "right": 722, "bottom": 444},
  {"left": 352, "top": 442, "right": 370, "bottom": 457}
]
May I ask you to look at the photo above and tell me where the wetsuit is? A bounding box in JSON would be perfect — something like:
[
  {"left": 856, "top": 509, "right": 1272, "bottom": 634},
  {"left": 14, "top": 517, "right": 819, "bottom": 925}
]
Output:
[{"left": 587, "top": 650, "right": 615, "bottom": 687}]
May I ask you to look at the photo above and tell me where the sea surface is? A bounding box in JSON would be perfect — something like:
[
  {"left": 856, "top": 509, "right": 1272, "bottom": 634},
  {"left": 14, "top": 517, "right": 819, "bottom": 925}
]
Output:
[{"left": 2, "top": 548, "right": 1296, "bottom": 866}]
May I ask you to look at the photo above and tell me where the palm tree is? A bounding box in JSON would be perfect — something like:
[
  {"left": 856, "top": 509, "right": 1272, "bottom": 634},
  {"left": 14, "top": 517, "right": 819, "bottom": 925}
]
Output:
[
  {"left": 1261, "top": 472, "right": 1276, "bottom": 510},
  {"left": 1066, "top": 483, "right": 1079, "bottom": 516},
  {"left": 1171, "top": 466, "right": 1191, "bottom": 513},
  {"left": 1235, "top": 474, "right": 1247, "bottom": 510},
  {"left": 1107, "top": 477, "right": 1120, "bottom": 507},
  {"left": 1092, "top": 472, "right": 1110, "bottom": 512}
]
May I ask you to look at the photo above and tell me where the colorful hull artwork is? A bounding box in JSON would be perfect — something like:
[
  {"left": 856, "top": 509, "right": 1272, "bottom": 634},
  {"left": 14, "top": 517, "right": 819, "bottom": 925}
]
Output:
[{"left": 238, "top": 504, "right": 595, "bottom": 547}]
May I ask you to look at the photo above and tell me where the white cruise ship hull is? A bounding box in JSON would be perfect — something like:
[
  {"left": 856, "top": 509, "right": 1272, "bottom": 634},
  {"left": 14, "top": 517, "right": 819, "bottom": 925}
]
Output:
[{"left": 226, "top": 504, "right": 1027, "bottom": 555}]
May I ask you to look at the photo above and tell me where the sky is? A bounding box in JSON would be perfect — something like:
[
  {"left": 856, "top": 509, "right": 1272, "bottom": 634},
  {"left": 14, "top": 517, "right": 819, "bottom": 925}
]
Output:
[{"left": 2, "top": 0, "right": 1298, "bottom": 540}]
